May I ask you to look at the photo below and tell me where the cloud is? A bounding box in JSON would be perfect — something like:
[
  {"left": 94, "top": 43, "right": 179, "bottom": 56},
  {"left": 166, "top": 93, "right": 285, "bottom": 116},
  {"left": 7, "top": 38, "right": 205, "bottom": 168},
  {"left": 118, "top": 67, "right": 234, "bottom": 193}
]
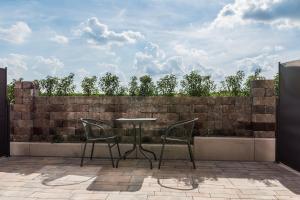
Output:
[
  {"left": 235, "top": 53, "right": 279, "bottom": 78},
  {"left": 32, "top": 56, "right": 64, "bottom": 76},
  {"left": 174, "top": 44, "right": 208, "bottom": 62},
  {"left": 75, "top": 17, "right": 144, "bottom": 46},
  {"left": 210, "top": 0, "right": 300, "bottom": 29},
  {"left": 134, "top": 42, "right": 222, "bottom": 81},
  {"left": 0, "top": 22, "right": 31, "bottom": 44},
  {"left": 0, "top": 54, "right": 28, "bottom": 79},
  {"left": 50, "top": 34, "right": 69, "bottom": 44}
]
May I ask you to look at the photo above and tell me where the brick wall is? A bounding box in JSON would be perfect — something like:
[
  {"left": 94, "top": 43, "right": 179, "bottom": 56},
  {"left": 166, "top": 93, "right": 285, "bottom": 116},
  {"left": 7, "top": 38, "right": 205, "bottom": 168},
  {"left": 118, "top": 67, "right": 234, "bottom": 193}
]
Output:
[{"left": 10, "top": 80, "right": 275, "bottom": 143}]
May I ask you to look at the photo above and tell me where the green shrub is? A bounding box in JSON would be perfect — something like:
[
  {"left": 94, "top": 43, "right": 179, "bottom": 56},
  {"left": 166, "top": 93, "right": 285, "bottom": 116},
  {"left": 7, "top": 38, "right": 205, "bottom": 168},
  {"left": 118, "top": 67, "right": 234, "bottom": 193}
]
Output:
[
  {"left": 157, "top": 74, "right": 177, "bottom": 96},
  {"left": 274, "top": 73, "right": 279, "bottom": 96},
  {"left": 128, "top": 76, "right": 139, "bottom": 96},
  {"left": 39, "top": 76, "right": 59, "bottom": 96},
  {"left": 221, "top": 70, "right": 245, "bottom": 96},
  {"left": 139, "top": 75, "right": 156, "bottom": 96},
  {"left": 56, "top": 73, "right": 76, "bottom": 96},
  {"left": 81, "top": 76, "right": 98, "bottom": 96},
  {"left": 180, "top": 71, "right": 215, "bottom": 96},
  {"left": 99, "top": 72, "right": 124, "bottom": 96}
]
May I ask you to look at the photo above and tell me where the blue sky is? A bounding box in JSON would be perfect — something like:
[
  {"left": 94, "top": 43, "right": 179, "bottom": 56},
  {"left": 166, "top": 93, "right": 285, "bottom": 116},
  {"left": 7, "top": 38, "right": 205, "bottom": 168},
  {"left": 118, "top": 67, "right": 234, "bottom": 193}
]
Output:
[{"left": 0, "top": 0, "right": 300, "bottom": 88}]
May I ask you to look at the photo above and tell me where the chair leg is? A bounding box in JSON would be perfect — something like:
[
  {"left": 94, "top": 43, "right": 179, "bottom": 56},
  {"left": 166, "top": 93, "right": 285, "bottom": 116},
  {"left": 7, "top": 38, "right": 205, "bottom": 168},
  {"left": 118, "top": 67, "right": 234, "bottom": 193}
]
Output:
[
  {"left": 81, "top": 142, "right": 87, "bottom": 167},
  {"left": 90, "top": 142, "right": 95, "bottom": 160},
  {"left": 187, "top": 143, "right": 196, "bottom": 169},
  {"left": 158, "top": 141, "right": 166, "bottom": 169},
  {"left": 116, "top": 138, "right": 121, "bottom": 158},
  {"left": 108, "top": 143, "right": 115, "bottom": 168}
]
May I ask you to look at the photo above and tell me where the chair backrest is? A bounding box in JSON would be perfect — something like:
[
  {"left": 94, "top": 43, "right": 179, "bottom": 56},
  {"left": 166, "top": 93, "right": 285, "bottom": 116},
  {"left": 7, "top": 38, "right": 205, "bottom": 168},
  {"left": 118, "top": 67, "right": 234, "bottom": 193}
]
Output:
[
  {"left": 80, "top": 118, "right": 111, "bottom": 140},
  {"left": 166, "top": 118, "right": 199, "bottom": 141}
]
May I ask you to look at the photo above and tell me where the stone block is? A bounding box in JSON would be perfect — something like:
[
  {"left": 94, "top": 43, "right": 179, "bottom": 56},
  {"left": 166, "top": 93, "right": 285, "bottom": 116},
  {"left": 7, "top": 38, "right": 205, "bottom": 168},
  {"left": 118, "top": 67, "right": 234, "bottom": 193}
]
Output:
[
  {"left": 253, "top": 97, "right": 276, "bottom": 106},
  {"left": 251, "top": 80, "right": 274, "bottom": 89},
  {"left": 14, "top": 98, "right": 22, "bottom": 104},
  {"left": 194, "top": 105, "right": 208, "bottom": 113},
  {"left": 21, "top": 112, "right": 33, "bottom": 120},
  {"left": 12, "top": 111, "right": 22, "bottom": 120},
  {"left": 50, "top": 112, "right": 76, "bottom": 120},
  {"left": 251, "top": 88, "right": 265, "bottom": 97},
  {"left": 252, "top": 105, "right": 265, "bottom": 114},
  {"left": 49, "top": 96, "right": 65, "bottom": 104},
  {"left": 22, "top": 97, "right": 34, "bottom": 104},
  {"left": 252, "top": 122, "right": 276, "bottom": 131},
  {"left": 265, "top": 88, "right": 275, "bottom": 97},
  {"left": 153, "top": 113, "right": 179, "bottom": 123},
  {"left": 14, "top": 120, "right": 33, "bottom": 128},
  {"left": 222, "top": 97, "right": 235, "bottom": 105},
  {"left": 14, "top": 88, "right": 23, "bottom": 98},
  {"left": 222, "top": 105, "right": 234, "bottom": 113},
  {"left": 35, "top": 96, "right": 48, "bottom": 104},
  {"left": 35, "top": 104, "right": 49, "bottom": 112},
  {"left": 22, "top": 81, "right": 34, "bottom": 89},
  {"left": 252, "top": 114, "right": 275, "bottom": 123},
  {"left": 14, "top": 81, "right": 22, "bottom": 89},
  {"left": 254, "top": 131, "right": 275, "bottom": 138},
  {"left": 13, "top": 104, "right": 33, "bottom": 112}
]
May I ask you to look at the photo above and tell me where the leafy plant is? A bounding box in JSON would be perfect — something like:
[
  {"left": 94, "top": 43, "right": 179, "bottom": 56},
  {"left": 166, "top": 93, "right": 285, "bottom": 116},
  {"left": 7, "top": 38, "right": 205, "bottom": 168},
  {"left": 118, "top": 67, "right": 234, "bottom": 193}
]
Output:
[
  {"left": 139, "top": 75, "right": 156, "bottom": 96},
  {"left": 39, "top": 76, "right": 59, "bottom": 96},
  {"left": 244, "top": 68, "right": 265, "bottom": 96},
  {"left": 157, "top": 74, "right": 177, "bottom": 96},
  {"left": 56, "top": 73, "right": 76, "bottom": 96},
  {"left": 128, "top": 76, "right": 139, "bottom": 96},
  {"left": 99, "top": 72, "right": 121, "bottom": 96},
  {"left": 81, "top": 76, "right": 98, "bottom": 96},
  {"left": 221, "top": 70, "right": 245, "bottom": 96},
  {"left": 180, "top": 71, "right": 215, "bottom": 96},
  {"left": 7, "top": 78, "right": 23, "bottom": 103},
  {"left": 274, "top": 72, "right": 279, "bottom": 96}
]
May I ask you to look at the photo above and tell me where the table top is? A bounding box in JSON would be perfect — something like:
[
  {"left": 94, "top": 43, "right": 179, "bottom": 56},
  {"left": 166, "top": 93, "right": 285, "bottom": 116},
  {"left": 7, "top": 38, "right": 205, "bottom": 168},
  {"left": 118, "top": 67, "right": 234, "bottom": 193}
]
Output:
[{"left": 115, "top": 118, "right": 157, "bottom": 122}]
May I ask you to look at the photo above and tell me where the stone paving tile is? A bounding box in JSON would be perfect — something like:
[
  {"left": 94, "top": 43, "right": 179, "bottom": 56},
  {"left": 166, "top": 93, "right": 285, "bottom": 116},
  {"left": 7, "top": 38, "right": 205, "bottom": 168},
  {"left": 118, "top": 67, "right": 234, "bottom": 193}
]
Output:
[{"left": 0, "top": 157, "right": 300, "bottom": 199}]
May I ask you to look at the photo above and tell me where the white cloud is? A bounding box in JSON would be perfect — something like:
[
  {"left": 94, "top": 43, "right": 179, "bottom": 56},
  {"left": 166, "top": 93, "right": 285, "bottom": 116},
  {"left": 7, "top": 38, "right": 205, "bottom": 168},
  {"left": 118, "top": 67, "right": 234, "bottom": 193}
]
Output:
[
  {"left": 0, "top": 22, "right": 31, "bottom": 44},
  {"left": 235, "top": 53, "right": 279, "bottom": 78},
  {"left": 134, "top": 42, "right": 222, "bottom": 81},
  {"left": 50, "top": 34, "right": 69, "bottom": 44},
  {"left": 32, "top": 56, "right": 64, "bottom": 76},
  {"left": 75, "top": 17, "right": 144, "bottom": 46},
  {"left": 0, "top": 54, "right": 28, "bottom": 79},
  {"left": 209, "top": 0, "right": 300, "bottom": 29},
  {"left": 174, "top": 44, "right": 208, "bottom": 62}
]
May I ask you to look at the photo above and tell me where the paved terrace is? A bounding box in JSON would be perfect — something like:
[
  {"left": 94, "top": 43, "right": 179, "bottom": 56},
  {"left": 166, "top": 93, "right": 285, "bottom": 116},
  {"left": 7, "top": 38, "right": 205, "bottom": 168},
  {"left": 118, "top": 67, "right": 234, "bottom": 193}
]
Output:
[{"left": 0, "top": 157, "right": 299, "bottom": 200}]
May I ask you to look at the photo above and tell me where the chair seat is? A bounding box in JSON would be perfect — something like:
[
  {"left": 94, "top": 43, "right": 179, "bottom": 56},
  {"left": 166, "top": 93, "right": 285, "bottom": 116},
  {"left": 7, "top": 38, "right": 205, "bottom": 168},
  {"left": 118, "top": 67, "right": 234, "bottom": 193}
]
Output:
[
  {"left": 161, "top": 135, "right": 189, "bottom": 143},
  {"left": 88, "top": 135, "right": 119, "bottom": 141}
]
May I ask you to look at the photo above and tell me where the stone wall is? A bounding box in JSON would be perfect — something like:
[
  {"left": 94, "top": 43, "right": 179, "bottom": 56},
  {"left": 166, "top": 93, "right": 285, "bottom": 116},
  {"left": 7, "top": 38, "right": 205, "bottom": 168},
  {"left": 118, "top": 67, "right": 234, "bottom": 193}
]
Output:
[{"left": 10, "top": 80, "right": 276, "bottom": 143}]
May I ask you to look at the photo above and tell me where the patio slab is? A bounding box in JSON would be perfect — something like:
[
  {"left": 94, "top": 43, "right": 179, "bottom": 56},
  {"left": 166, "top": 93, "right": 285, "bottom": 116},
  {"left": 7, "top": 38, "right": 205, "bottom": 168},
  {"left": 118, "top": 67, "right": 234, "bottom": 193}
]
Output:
[{"left": 0, "top": 157, "right": 299, "bottom": 200}]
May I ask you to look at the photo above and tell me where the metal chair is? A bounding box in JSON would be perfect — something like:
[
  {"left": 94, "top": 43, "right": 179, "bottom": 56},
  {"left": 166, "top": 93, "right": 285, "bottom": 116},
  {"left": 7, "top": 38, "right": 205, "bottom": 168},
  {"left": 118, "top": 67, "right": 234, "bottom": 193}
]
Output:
[
  {"left": 80, "top": 118, "right": 121, "bottom": 167},
  {"left": 158, "top": 118, "right": 198, "bottom": 169}
]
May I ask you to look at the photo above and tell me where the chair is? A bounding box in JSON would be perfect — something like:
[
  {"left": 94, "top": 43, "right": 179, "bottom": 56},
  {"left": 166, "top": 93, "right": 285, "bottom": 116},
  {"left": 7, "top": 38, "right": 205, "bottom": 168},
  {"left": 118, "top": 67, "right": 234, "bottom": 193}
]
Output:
[
  {"left": 158, "top": 118, "right": 198, "bottom": 169},
  {"left": 80, "top": 118, "right": 121, "bottom": 167}
]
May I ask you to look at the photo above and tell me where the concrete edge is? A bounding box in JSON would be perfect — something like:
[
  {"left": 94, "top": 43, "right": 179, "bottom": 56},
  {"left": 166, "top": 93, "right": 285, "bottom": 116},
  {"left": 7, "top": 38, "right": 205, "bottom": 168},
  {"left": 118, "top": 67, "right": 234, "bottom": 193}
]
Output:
[{"left": 10, "top": 137, "right": 276, "bottom": 161}]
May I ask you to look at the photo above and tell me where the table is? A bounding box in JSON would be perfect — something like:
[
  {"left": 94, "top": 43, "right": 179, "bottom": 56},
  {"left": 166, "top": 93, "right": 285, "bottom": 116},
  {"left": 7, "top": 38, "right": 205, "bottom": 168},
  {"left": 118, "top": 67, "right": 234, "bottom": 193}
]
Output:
[{"left": 115, "top": 118, "right": 157, "bottom": 169}]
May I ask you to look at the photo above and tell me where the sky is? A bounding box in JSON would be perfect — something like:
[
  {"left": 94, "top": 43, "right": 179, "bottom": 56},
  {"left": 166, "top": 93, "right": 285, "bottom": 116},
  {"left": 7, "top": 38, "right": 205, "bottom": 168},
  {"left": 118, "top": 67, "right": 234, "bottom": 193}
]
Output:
[{"left": 0, "top": 0, "right": 300, "bottom": 88}]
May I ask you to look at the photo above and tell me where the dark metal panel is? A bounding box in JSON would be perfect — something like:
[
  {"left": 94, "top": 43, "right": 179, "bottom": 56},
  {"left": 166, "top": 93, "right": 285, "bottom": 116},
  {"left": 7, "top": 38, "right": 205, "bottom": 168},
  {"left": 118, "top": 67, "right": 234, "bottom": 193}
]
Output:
[
  {"left": 0, "top": 68, "right": 10, "bottom": 156},
  {"left": 278, "top": 62, "right": 300, "bottom": 171}
]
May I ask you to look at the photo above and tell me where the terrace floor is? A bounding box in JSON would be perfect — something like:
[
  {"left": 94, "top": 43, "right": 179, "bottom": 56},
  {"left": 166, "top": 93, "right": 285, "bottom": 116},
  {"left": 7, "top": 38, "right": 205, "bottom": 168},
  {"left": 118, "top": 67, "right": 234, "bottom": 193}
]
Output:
[{"left": 0, "top": 157, "right": 299, "bottom": 200}]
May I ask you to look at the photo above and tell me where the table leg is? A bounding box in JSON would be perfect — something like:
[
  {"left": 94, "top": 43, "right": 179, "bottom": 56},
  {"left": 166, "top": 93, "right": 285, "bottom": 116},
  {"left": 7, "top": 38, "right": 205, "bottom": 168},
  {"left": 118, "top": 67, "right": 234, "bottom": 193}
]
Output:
[
  {"left": 137, "top": 123, "right": 157, "bottom": 169},
  {"left": 116, "top": 124, "right": 137, "bottom": 168}
]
